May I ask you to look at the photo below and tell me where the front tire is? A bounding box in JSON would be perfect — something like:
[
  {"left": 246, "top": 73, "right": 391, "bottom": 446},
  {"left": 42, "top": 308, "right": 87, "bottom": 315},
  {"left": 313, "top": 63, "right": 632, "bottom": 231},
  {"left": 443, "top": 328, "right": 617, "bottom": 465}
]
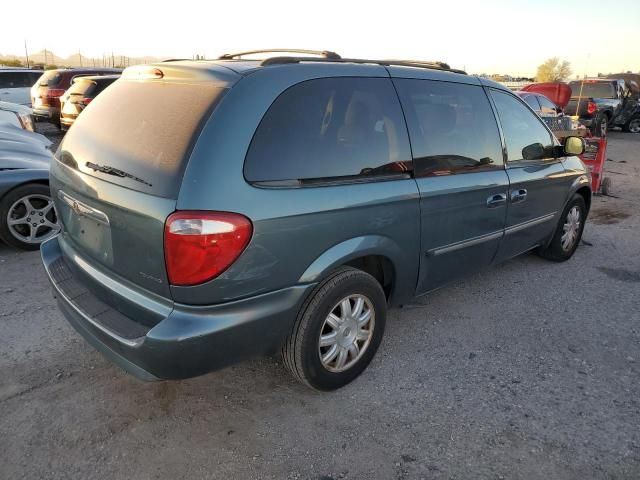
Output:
[
  {"left": 0, "top": 184, "right": 60, "bottom": 250},
  {"left": 537, "top": 194, "right": 587, "bottom": 262},
  {"left": 282, "top": 267, "right": 387, "bottom": 391}
]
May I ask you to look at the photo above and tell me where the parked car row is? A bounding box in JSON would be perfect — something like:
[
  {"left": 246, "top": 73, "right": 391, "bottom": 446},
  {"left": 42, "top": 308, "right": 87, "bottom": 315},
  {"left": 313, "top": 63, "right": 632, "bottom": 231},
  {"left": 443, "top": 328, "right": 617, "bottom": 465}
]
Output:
[{"left": 30, "top": 68, "right": 121, "bottom": 127}]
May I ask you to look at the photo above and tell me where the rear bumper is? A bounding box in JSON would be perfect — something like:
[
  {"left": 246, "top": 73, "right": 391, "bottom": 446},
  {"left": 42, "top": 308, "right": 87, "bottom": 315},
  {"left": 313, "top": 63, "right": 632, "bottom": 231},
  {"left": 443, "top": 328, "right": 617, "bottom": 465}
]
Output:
[
  {"left": 32, "top": 106, "right": 59, "bottom": 120},
  {"left": 41, "top": 236, "right": 313, "bottom": 381}
]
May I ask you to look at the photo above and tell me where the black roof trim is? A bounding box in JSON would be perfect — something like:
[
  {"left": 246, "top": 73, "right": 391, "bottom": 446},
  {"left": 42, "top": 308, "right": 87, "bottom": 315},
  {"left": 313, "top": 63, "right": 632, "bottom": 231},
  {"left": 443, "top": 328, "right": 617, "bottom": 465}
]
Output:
[
  {"left": 259, "top": 56, "right": 466, "bottom": 74},
  {"left": 218, "top": 49, "right": 341, "bottom": 60}
]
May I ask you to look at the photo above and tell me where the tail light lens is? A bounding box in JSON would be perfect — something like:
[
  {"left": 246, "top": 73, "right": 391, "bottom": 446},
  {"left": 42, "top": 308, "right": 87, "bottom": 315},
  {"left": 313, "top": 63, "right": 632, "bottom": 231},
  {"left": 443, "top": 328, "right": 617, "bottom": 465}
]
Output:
[
  {"left": 587, "top": 101, "right": 597, "bottom": 115},
  {"left": 164, "top": 211, "right": 252, "bottom": 286},
  {"left": 81, "top": 97, "right": 93, "bottom": 106},
  {"left": 46, "top": 88, "right": 66, "bottom": 98}
]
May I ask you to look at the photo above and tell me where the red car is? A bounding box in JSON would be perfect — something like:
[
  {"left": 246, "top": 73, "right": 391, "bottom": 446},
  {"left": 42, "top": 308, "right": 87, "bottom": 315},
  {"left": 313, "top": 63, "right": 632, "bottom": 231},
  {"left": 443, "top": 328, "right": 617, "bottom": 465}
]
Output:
[{"left": 31, "top": 68, "right": 121, "bottom": 127}]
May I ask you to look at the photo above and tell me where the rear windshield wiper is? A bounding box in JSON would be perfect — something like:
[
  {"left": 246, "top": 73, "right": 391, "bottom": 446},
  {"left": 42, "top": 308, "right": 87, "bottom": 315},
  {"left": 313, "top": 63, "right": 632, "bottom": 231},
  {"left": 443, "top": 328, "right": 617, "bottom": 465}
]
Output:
[{"left": 85, "top": 162, "right": 152, "bottom": 187}]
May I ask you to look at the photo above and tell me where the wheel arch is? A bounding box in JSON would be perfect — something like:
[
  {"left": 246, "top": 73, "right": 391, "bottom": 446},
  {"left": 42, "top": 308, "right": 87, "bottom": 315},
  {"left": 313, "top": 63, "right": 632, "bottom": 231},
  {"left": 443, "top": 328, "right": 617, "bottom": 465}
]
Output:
[
  {"left": 0, "top": 177, "right": 50, "bottom": 203},
  {"left": 298, "top": 235, "right": 415, "bottom": 306}
]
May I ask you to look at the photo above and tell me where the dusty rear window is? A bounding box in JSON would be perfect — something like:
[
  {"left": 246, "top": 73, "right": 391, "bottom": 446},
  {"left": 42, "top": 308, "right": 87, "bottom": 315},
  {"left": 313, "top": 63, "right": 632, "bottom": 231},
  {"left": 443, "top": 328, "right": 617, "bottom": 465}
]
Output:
[{"left": 59, "top": 79, "right": 226, "bottom": 197}]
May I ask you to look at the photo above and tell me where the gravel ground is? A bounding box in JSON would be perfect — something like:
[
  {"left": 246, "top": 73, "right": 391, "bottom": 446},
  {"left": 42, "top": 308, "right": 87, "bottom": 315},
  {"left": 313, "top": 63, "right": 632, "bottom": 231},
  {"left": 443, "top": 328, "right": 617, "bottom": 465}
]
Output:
[{"left": 1, "top": 128, "right": 639, "bottom": 479}]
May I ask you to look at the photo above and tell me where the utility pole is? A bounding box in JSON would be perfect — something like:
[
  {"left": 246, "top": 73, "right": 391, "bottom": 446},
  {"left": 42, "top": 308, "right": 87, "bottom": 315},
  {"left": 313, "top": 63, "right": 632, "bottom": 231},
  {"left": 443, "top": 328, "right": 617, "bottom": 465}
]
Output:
[
  {"left": 79, "top": 50, "right": 82, "bottom": 67},
  {"left": 24, "top": 40, "right": 30, "bottom": 68},
  {"left": 44, "top": 48, "right": 48, "bottom": 66}
]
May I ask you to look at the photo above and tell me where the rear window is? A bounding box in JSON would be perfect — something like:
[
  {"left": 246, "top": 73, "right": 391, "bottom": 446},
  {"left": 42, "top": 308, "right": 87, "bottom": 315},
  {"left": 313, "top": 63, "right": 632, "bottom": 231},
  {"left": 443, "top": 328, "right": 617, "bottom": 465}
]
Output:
[
  {"left": 38, "top": 70, "right": 62, "bottom": 87},
  {"left": 59, "top": 79, "right": 226, "bottom": 197},
  {"left": 68, "top": 79, "right": 96, "bottom": 96},
  {"left": 569, "top": 81, "right": 615, "bottom": 99}
]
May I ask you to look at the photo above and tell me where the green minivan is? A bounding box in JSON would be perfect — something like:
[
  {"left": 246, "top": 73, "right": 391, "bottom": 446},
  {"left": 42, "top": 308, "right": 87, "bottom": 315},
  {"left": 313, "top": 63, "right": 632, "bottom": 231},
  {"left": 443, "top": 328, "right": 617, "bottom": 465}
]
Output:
[{"left": 41, "top": 50, "right": 590, "bottom": 390}]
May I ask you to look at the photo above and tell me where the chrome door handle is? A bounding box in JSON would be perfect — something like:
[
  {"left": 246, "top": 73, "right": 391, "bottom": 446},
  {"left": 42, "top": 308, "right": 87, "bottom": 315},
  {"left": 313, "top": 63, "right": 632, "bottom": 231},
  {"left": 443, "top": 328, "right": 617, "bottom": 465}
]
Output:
[
  {"left": 486, "top": 193, "right": 507, "bottom": 208},
  {"left": 510, "top": 189, "right": 527, "bottom": 203}
]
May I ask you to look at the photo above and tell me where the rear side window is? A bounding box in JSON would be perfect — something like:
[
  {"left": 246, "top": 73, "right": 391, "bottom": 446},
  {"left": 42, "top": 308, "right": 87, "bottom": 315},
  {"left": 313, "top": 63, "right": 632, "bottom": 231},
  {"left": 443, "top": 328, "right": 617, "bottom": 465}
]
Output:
[
  {"left": 244, "top": 77, "right": 411, "bottom": 184},
  {"left": 394, "top": 79, "right": 504, "bottom": 177},
  {"left": 537, "top": 95, "right": 557, "bottom": 111},
  {"left": 60, "top": 79, "right": 227, "bottom": 197},
  {"left": 522, "top": 94, "right": 540, "bottom": 111},
  {"left": 490, "top": 89, "right": 554, "bottom": 162}
]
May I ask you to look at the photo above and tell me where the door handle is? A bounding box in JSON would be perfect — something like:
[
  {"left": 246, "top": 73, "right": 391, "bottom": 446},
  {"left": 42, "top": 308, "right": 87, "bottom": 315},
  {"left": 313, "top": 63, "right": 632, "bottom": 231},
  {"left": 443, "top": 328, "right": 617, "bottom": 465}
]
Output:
[
  {"left": 486, "top": 193, "right": 507, "bottom": 208},
  {"left": 510, "top": 189, "right": 528, "bottom": 203}
]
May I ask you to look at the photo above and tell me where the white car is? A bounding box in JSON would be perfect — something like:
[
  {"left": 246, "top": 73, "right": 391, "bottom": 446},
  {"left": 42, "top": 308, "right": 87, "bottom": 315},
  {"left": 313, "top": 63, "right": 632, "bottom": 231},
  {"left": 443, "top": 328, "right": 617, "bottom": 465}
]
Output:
[
  {"left": 0, "top": 68, "right": 43, "bottom": 105},
  {"left": 0, "top": 101, "right": 36, "bottom": 131}
]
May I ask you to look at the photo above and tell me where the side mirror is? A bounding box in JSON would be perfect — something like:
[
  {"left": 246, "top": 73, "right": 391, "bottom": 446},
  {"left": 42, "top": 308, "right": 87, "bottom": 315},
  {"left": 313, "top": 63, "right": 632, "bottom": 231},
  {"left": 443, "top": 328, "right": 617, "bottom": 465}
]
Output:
[
  {"left": 522, "top": 143, "right": 545, "bottom": 160},
  {"left": 563, "top": 136, "right": 585, "bottom": 156}
]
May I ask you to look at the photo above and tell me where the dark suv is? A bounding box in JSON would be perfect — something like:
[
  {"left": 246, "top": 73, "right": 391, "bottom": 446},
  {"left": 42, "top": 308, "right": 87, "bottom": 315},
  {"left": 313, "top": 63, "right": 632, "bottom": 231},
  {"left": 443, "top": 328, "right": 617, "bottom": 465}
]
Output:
[
  {"left": 31, "top": 68, "right": 121, "bottom": 126},
  {"left": 41, "top": 50, "right": 590, "bottom": 390}
]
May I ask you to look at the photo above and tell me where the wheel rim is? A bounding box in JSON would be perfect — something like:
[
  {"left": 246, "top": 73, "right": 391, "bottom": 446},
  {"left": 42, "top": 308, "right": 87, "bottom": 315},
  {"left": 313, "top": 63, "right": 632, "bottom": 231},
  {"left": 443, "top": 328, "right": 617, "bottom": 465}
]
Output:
[
  {"left": 629, "top": 119, "right": 640, "bottom": 133},
  {"left": 600, "top": 117, "right": 607, "bottom": 136},
  {"left": 561, "top": 206, "right": 581, "bottom": 252},
  {"left": 7, "top": 194, "right": 60, "bottom": 245},
  {"left": 318, "top": 294, "right": 375, "bottom": 373}
]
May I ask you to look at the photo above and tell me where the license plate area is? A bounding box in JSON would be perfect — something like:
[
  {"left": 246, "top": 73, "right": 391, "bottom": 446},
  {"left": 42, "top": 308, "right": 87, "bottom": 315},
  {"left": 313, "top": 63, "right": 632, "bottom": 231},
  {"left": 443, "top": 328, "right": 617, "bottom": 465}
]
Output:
[{"left": 58, "top": 191, "right": 114, "bottom": 265}]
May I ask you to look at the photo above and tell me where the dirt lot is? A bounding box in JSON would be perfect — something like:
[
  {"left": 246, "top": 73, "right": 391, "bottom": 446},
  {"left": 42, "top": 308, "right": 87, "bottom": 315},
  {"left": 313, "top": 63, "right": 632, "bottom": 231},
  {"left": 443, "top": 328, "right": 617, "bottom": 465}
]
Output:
[{"left": 1, "top": 130, "right": 639, "bottom": 480}]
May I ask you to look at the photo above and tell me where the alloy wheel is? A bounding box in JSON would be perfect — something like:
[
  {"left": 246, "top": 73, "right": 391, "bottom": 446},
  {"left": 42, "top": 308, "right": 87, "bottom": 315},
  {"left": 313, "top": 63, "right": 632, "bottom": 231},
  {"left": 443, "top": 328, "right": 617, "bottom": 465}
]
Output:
[
  {"left": 318, "top": 294, "right": 375, "bottom": 373},
  {"left": 7, "top": 194, "right": 60, "bottom": 245}
]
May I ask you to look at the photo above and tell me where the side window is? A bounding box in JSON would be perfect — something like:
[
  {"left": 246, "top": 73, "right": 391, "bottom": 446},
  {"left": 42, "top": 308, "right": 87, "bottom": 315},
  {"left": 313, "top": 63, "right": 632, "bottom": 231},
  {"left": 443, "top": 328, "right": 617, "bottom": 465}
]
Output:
[
  {"left": 0, "top": 73, "right": 9, "bottom": 89},
  {"left": 490, "top": 89, "right": 554, "bottom": 162},
  {"left": 394, "top": 79, "right": 504, "bottom": 177},
  {"left": 537, "top": 95, "right": 557, "bottom": 113},
  {"left": 522, "top": 94, "right": 540, "bottom": 111},
  {"left": 244, "top": 77, "right": 411, "bottom": 183}
]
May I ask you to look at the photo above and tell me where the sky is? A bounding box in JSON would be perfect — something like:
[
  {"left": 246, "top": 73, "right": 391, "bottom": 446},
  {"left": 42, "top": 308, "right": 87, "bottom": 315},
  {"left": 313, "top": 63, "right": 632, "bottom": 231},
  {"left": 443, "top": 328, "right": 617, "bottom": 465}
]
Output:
[{"left": 2, "top": 0, "right": 638, "bottom": 77}]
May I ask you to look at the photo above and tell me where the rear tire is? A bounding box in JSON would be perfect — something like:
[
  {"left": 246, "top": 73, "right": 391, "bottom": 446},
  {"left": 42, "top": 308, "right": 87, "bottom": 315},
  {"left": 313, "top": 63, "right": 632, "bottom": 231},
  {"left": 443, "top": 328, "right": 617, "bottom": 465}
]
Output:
[
  {"left": 537, "top": 194, "right": 586, "bottom": 262},
  {"left": 591, "top": 114, "right": 608, "bottom": 137},
  {"left": 623, "top": 115, "right": 640, "bottom": 133},
  {"left": 600, "top": 177, "right": 612, "bottom": 196},
  {"left": 282, "top": 267, "right": 387, "bottom": 391}
]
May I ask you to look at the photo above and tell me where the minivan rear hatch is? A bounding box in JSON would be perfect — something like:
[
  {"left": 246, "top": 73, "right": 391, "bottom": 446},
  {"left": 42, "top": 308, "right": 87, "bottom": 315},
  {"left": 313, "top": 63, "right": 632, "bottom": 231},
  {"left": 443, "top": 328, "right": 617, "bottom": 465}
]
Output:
[{"left": 50, "top": 63, "right": 236, "bottom": 299}]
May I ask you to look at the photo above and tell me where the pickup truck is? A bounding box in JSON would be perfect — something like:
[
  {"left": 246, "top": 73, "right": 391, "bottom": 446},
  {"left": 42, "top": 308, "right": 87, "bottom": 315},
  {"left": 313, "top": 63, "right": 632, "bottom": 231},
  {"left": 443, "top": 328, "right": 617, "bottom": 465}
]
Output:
[{"left": 565, "top": 78, "right": 640, "bottom": 136}]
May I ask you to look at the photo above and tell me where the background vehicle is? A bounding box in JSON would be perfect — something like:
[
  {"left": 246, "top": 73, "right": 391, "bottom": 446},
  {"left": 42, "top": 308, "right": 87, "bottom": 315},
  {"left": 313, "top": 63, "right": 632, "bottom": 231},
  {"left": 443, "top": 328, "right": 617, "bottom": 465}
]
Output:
[
  {"left": 0, "top": 68, "right": 43, "bottom": 105},
  {"left": 41, "top": 52, "right": 591, "bottom": 391},
  {"left": 0, "top": 127, "right": 58, "bottom": 250},
  {"left": 565, "top": 78, "right": 633, "bottom": 136},
  {"left": 516, "top": 91, "right": 562, "bottom": 117},
  {"left": 60, "top": 75, "right": 120, "bottom": 130},
  {"left": 31, "top": 68, "right": 121, "bottom": 126},
  {"left": 0, "top": 101, "right": 35, "bottom": 131}
]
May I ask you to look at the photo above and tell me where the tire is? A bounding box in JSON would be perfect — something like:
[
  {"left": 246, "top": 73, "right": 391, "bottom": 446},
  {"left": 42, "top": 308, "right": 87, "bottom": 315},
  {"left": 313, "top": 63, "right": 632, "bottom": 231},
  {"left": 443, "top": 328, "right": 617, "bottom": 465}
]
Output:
[
  {"left": 537, "top": 194, "right": 587, "bottom": 262},
  {"left": 591, "top": 114, "right": 608, "bottom": 137},
  {"left": 0, "top": 183, "right": 60, "bottom": 251},
  {"left": 600, "top": 177, "right": 612, "bottom": 196},
  {"left": 282, "top": 266, "right": 387, "bottom": 391},
  {"left": 623, "top": 115, "right": 640, "bottom": 133}
]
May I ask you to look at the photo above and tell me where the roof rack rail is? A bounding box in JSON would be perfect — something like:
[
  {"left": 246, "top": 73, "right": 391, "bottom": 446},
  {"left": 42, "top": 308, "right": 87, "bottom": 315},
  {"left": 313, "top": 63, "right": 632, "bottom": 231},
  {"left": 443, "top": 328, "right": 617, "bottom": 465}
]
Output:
[
  {"left": 218, "top": 49, "right": 341, "bottom": 60},
  {"left": 259, "top": 56, "right": 466, "bottom": 74},
  {"left": 161, "top": 58, "right": 191, "bottom": 62}
]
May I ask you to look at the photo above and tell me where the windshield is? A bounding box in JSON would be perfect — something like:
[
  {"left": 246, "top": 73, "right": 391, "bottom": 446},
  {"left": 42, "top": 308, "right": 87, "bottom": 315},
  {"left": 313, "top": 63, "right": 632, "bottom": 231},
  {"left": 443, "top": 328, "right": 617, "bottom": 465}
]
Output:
[{"left": 569, "top": 81, "right": 615, "bottom": 99}]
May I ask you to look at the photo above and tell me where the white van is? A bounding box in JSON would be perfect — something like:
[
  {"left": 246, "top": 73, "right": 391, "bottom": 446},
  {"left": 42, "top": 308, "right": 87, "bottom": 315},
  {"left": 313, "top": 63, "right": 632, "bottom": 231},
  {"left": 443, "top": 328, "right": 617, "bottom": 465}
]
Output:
[{"left": 0, "top": 69, "right": 43, "bottom": 105}]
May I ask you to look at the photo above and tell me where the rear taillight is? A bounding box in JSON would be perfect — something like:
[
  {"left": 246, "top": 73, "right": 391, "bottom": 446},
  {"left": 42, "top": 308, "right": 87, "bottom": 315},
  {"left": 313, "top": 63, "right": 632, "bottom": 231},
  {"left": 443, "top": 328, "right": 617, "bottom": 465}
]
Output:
[
  {"left": 587, "top": 101, "right": 597, "bottom": 115},
  {"left": 164, "top": 211, "right": 252, "bottom": 286},
  {"left": 81, "top": 97, "right": 93, "bottom": 106},
  {"left": 47, "top": 88, "right": 65, "bottom": 98}
]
